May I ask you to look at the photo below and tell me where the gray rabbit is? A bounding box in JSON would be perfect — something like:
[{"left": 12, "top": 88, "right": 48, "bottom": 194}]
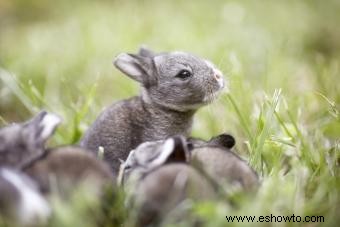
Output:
[
  {"left": 81, "top": 47, "right": 225, "bottom": 177},
  {"left": 118, "top": 134, "right": 258, "bottom": 225},
  {"left": 23, "top": 146, "right": 113, "bottom": 196},
  {"left": 118, "top": 136, "right": 216, "bottom": 226},
  {"left": 189, "top": 134, "right": 259, "bottom": 191},
  {"left": 120, "top": 133, "right": 258, "bottom": 192},
  {"left": 0, "top": 112, "right": 114, "bottom": 197},
  {"left": 0, "top": 111, "right": 61, "bottom": 168},
  {"left": 0, "top": 168, "right": 50, "bottom": 226}
]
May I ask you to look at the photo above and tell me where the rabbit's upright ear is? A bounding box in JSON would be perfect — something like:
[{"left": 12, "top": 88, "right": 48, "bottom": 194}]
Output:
[
  {"left": 24, "top": 111, "right": 62, "bottom": 144},
  {"left": 208, "top": 134, "right": 235, "bottom": 149},
  {"left": 152, "top": 136, "right": 189, "bottom": 166},
  {"left": 166, "top": 136, "right": 190, "bottom": 163},
  {"left": 113, "top": 53, "right": 156, "bottom": 86},
  {"left": 138, "top": 46, "right": 156, "bottom": 58}
]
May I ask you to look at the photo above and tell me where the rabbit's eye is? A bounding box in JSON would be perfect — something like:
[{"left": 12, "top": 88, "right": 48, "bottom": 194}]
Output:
[{"left": 176, "top": 70, "right": 192, "bottom": 80}]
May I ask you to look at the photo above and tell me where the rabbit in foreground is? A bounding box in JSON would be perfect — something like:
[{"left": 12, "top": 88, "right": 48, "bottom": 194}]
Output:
[
  {"left": 81, "top": 47, "right": 226, "bottom": 177},
  {"left": 0, "top": 111, "right": 61, "bottom": 168},
  {"left": 119, "top": 134, "right": 258, "bottom": 225},
  {"left": 189, "top": 134, "right": 259, "bottom": 191},
  {"left": 118, "top": 136, "right": 216, "bottom": 226},
  {"left": 0, "top": 168, "right": 50, "bottom": 226},
  {"left": 23, "top": 146, "right": 114, "bottom": 197},
  {"left": 0, "top": 112, "right": 114, "bottom": 197}
]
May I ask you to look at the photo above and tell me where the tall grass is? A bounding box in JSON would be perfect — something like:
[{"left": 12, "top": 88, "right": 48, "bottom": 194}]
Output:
[{"left": 0, "top": 0, "right": 339, "bottom": 226}]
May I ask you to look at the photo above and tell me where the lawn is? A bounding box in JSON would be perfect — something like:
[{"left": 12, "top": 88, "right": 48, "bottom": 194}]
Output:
[{"left": 0, "top": 0, "right": 339, "bottom": 226}]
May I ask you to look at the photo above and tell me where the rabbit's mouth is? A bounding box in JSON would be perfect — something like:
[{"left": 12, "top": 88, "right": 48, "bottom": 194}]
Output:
[
  {"left": 203, "top": 89, "right": 222, "bottom": 104},
  {"left": 202, "top": 78, "right": 225, "bottom": 104}
]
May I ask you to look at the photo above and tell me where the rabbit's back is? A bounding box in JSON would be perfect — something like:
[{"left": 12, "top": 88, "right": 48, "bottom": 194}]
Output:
[
  {"left": 24, "top": 146, "right": 113, "bottom": 195},
  {"left": 81, "top": 97, "right": 145, "bottom": 174},
  {"left": 81, "top": 96, "right": 194, "bottom": 176},
  {"left": 135, "top": 163, "right": 215, "bottom": 225},
  {"left": 192, "top": 147, "right": 259, "bottom": 191}
]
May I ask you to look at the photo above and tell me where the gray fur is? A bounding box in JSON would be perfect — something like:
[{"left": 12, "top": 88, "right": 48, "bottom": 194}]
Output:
[
  {"left": 81, "top": 47, "right": 225, "bottom": 177},
  {"left": 189, "top": 134, "right": 259, "bottom": 191},
  {"left": 117, "top": 136, "right": 190, "bottom": 186},
  {"left": 121, "top": 133, "right": 259, "bottom": 192},
  {"left": 0, "top": 111, "right": 61, "bottom": 168},
  {"left": 23, "top": 146, "right": 114, "bottom": 197},
  {"left": 118, "top": 137, "right": 215, "bottom": 226},
  {"left": 135, "top": 164, "right": 216, "bottom": 226},
  {"left": 0, "top": 168, "right": 50, "bottom": 226},
  {"left": 0, "top": 112, "right": 114, "bottom": 197}
]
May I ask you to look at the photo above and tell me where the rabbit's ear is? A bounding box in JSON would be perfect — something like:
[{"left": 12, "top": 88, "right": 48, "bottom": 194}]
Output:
[
  {"left": 166, "top": 136, "right": 190, "bottom": 163},
  {"left": 24, "top": 111, "right": 62, "bottom": 144},
  {"left": 113, "top": 53, "right": 155, "bottom": 86},
  {"left": 152, "top": 136, "right": 189, "bottom": 166},
  {"left": 138, "top": 46, "right": 155, "bottom": 58},
  {"left": 208, "top": 134, "right": 235, "bottom": 149}
]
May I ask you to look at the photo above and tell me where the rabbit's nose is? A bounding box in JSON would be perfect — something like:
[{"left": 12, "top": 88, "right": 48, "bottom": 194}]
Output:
[
  {"left": 204, "top": 59, "right": 224, "bottom": 88},
  {"left": 213, "top": 70, "right": 224, "bottom": 88}
]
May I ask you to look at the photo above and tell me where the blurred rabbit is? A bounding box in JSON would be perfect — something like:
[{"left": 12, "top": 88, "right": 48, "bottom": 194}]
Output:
[
  {"left": 118, "top": 136, "right": 216, "bottom": 226},
  {"left": 23, "top": 146, "right": 114, "bottom": 197},
  {"left": 81, "top": 47, "right": 226, "bottom": 177},
  {"left": 0, "top": 168, "right": 50, "bottom": 226},
  {"left": 0, "top": 112, "right": 114, "bottom": 197},
  {"left": 0, "top": 111, "right": 61, "bottom": 168},
  {"left": 189, "top": 134, "right": 259, "bottom": 191}
]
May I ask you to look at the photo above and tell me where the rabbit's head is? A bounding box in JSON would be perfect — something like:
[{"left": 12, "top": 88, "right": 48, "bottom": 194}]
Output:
[
  {"left": 0, "top": 111, "right": 61, "bottom": 168},
  {"left": 114, "top": 47, "right": 226, "bottom": 111},
  {"left": 118, "top": 136, "right": 190, "bottom": 186}
]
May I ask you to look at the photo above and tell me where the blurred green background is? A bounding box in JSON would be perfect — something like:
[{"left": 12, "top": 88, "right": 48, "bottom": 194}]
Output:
[{"left": 0, "top": 0, "right": 339, "bottom": 226}]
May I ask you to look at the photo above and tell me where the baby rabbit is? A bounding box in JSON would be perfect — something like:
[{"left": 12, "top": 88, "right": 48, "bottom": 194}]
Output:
[
  {"left": 189, "top": 134, "right": 259, "bottom": 191},
  {"left": 0, "top": 111, "right": 61, "bottom": 168},
  {"left": 0, "top": 112, "right": 114, "bottom": 197},
  {"left": 118, "top": 136, "right": 216, "bottom": 226},
  {"left": 0, "top": 168, "right": 50, "bottom": 226},
  {"left": 81, "top": 47, "right": 225, "bottom": 177},
  {"left": 23, "top": 146, "right": 113, "bottom": 196}
]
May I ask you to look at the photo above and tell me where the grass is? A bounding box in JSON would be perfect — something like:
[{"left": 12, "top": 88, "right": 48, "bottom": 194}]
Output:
[{"left": 0, "top": 0, "right": 339, "bottom": 226}]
